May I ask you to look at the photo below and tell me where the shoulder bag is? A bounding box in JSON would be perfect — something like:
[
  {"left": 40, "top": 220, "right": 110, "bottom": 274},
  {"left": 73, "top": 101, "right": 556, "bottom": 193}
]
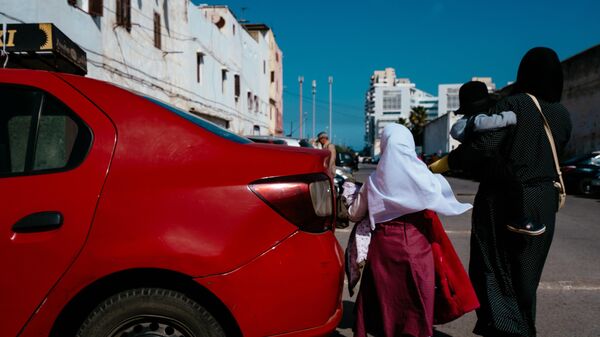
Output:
[{"left": 526, "top": 93, "right": 567, "bottom": 209}]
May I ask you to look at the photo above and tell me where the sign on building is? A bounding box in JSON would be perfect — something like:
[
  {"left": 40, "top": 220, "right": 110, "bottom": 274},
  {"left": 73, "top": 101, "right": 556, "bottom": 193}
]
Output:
[{"left": 1, "top": 23, "right": 87, "bottom": 75}]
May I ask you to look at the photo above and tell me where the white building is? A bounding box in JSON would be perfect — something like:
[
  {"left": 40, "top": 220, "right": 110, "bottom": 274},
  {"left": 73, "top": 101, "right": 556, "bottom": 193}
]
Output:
[
  {"left": 364, "top": 68, "right": 437, "bottom": 156},
  {"left": 0, "top": 0, "right": 283, "bottom": 136},
  {"left": 423, "top": 77, "right": 497, "bottom": 155}
]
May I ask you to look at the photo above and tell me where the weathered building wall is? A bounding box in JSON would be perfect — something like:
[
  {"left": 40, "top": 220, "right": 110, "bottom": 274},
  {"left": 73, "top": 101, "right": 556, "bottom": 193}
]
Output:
[
  {"left": 561, "top": 45, "right": 600, "bottom": 158},
  {"left": 0, "top": 0, "right": 281, "bottom": 136},
  {"left": 423, "top": 113, "right": 449, "bottom": 155}
]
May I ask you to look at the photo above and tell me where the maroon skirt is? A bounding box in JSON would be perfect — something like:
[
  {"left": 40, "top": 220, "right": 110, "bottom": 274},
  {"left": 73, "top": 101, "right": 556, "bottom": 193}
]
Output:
[{"left": 354, "top": 212, "right": 434, "bottom": 337}]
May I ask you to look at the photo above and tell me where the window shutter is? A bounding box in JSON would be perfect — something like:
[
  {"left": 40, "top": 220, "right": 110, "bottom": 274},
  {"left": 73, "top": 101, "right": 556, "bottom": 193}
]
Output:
[
  {"left": 234, "top": 75, "right": 240, "bottom": 97},
  {"left": 153, "top": 12, "right": 161, "bottom": 49},
  {"left": 116, "top": 0, "right": 123, "bottom": 26},
  {"left": 89, "top": 0, "right": 103, "bottom": 17},
  {"left": 125, "top": 0, "right": 131, "bottom": 31}
]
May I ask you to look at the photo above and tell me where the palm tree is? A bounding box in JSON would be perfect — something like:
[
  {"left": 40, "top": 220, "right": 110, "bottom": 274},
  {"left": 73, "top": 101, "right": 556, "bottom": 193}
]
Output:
[
  {"left": 409, "top": 106, "right": 428, "bottom": 146},
  {"left": 397, "top": 117, "right": 410, "bottom": 128}
]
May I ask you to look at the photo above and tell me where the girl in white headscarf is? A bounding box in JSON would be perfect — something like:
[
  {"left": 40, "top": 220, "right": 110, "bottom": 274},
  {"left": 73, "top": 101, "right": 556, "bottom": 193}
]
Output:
[{"left": 349, "top": 123, "right": 471, "bottom": 337}]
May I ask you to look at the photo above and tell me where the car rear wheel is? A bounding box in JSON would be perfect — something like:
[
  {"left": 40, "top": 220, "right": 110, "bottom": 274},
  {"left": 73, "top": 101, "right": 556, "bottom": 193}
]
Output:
[
  {"left": 76, "top": 288, "right": 225, "bottom": 337},
  {"left": 579, "top": 178, "right": 593, "bottom": 195}
]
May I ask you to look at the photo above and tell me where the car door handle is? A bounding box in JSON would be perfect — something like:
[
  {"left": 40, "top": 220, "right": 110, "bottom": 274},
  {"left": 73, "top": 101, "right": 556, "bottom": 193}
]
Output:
[{"left": 12, "top": 212, "right": 63, "bottom": 233}]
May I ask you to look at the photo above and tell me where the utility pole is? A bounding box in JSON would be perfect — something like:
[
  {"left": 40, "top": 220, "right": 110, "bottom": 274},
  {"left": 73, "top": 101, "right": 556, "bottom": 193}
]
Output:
[
  {"left": 312, "top": 80, "right": 316, "bottom": 140},
  {"left": 298, "top": 76, "right": 303, "bottom": 139},
  {"left": 328, "top": 76, "right": 333, "bottom": 138}
]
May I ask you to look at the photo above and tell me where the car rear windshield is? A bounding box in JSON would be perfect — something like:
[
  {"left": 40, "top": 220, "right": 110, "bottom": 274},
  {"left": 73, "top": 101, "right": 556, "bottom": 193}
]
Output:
[{"left": 144, "top": 97, "right": 251, "bottom": 144}]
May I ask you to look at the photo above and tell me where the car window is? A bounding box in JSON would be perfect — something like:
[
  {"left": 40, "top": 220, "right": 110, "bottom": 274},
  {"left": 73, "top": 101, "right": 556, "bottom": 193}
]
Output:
[
  {"left": 6, "top": 115, "right": 31, "bottom": 173},
  {"left": 563, "top": 153, "right": 594, "bottom": 165},
  {"left": 0, "top": 85, "right": 91, "bottom": 176},
  {"left": 145, "top": 97, "right": 251, "bottom": 144}
]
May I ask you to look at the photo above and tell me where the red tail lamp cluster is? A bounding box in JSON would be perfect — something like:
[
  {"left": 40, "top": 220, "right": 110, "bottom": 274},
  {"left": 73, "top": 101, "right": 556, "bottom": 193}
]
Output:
[{"left": 250, "top": 173, "right": 335, "bottom": 233}]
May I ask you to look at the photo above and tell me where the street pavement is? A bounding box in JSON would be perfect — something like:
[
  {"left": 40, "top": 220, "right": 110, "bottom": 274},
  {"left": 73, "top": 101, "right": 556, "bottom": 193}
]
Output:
[{"left": 333, "top": 164, "right": 600, "bottom": 337}]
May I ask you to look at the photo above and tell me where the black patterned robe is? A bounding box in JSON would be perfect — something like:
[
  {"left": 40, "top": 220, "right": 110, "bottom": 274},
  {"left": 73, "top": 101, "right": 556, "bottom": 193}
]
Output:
[{"left": 449, "top": 93, "right": 572, "bottom": 337}]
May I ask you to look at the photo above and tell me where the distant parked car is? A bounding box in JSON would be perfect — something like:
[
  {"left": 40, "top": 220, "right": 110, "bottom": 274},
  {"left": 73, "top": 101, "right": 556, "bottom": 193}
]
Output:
[
  {"left": 246, "top": 135, "right": 312, "bottom": 148},
  {"left": 336, "top": 151, "right": 358, "bottom": 171},
  {"left": 1, "top": 69, "right": 343, "bottom": 337},
  {"left": 560, "top": 151, "right": 600, "bottom": 195},
  {"left": 591, "top": 171, "right": 600, "bottom": 194},
  {"left": 371, "top": 154, "right": 381, "bottom": 165},
  {"left": 245, "top": 135, "right": 286, "bottom": 145}
]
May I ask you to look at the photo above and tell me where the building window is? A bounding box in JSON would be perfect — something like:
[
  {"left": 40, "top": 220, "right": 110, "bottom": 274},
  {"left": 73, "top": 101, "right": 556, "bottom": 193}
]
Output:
[
  {"left": 212, "top": 15, "right": 225, "bottom": 29},
  {"left": 234, "top": 74, "right": 240, "bottom": 99},
  {"left": 116, "top": 0, "right": 131, "bottom": 32},
  {"left": 276, "top": 53, "right": 279, "bottom": 62},
  {"left": 89, "top": 0, "right": 103, "bottom": 16},
  {"left": 383, "top": 90, "right": 402, "bottom": 110},
  {"left": 233, "top": 24, "right": 236, "bottom": 35},
  {"left": 153, "top": 12, "right": 161, "bottom": 49},
  {"left": 196, "top": 53, "right": 204, "bottom": 84},
  {"left": 254, "top": 95, "right": 259, "bottom": 112},
  {"left": 247, "top": 92, "right": 253, "bottom": 112},
  {"left": 221, "top": 69, "right": 227, "bottom": 94},
  {"left": 270, "top": 71, "right": 275, "bottom": 83},
  {"left": 68, "top": 0, "right": 103, "bottom": 16},
  {"left": 263, "top": 60, "right": 266, "bottom": 74}
]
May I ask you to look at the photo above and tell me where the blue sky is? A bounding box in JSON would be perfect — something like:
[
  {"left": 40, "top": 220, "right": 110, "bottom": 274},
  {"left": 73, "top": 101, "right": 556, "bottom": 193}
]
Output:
[{"left": 193, "top": 0, "right": 600, "bottom": 150}]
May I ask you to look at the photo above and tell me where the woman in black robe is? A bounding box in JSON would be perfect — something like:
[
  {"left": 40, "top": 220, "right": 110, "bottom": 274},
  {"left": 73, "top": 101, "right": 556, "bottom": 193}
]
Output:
[{"left": 448, "top": 47, "right": 572, "bottom": 337}]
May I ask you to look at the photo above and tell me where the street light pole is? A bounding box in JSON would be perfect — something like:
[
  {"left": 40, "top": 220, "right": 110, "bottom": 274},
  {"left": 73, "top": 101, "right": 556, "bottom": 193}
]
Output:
[
  {"left": 312, "top": 80, "right": 316, "bottom": 140},
  {"left": 298, "top": 76, "right": 304, "bottom": 139},
  {"left": 303, "top": 111, "right": 308, "bottom": 139},
  {"left": 328, "top": 76, "right": 333, "bottom": 138}
]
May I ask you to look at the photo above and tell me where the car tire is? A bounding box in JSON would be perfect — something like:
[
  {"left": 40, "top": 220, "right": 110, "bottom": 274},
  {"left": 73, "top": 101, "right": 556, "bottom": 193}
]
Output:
[
  {"left": 579, "top": 178, "right": 592, "bottom": 195},
  {"left": 76, "top": 288, "right": 225, "bottom": 337}
]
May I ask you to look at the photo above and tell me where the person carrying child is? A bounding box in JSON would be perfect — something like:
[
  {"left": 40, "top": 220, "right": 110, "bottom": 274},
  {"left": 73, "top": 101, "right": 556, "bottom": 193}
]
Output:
[
  {"left": 430, "top": 80, "right": 540, "bottom": 236},
  {"left": 429, "top": 80, "right": 516, "bottom": 174},
  {"left": 433, "top": 47, "right": 572, "bottom": 337}
]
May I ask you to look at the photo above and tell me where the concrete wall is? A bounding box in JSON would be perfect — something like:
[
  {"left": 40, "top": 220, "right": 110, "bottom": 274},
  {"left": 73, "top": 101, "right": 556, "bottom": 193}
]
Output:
[
  {"left": 423, "top": 113, "right": 449, "bottom": 155},
  {"left": 0, "top": 0, "right": 280, "bottom": 135},
  {"left": 561, "top": 45, "right": 600, "bottom": 158}
]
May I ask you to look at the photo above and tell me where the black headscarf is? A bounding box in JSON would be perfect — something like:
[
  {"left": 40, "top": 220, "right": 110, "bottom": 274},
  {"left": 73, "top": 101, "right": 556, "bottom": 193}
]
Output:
[{"left": 514, "top": 47, "right": 563, "bottom": 103}]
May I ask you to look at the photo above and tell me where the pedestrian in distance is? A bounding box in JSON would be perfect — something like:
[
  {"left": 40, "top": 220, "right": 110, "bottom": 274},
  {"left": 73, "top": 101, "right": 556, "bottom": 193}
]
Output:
[
  {"left": 444, "top": 47, "right": 572, "bottom": 337},
  {"left": 317, "top": 131, "right": 336, "bottom": 176},
  {"left": 347, "top": 123, "right": 473, "bottom": 337}
]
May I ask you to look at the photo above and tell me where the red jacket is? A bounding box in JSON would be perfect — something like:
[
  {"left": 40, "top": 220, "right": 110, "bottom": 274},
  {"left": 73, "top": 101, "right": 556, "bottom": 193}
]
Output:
[{"left": 423, "top": 210, "right": 480, "bottom": 324}]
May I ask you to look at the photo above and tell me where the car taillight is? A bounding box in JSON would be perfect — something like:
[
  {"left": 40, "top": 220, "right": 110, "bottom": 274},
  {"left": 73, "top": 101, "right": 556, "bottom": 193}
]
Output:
[
  {"left": 250, "top": 173, "right": 335, "bottom": 233},
  {"left": 561, "top": 165, "right": 576, "bottom": 173}
]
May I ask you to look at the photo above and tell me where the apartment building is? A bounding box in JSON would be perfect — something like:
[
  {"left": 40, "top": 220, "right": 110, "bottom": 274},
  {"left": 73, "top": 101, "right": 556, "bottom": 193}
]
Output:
[
  {"left": 0, "top": 0, "right": 283, "bottom": 136},
  {"left": 364, "top": 68, "right": 437, "bottom": 156}
]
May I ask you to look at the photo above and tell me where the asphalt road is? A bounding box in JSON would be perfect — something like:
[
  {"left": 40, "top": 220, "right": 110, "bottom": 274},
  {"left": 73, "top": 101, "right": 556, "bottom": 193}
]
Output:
[{"left": 333, "top": 164, "right": 600, "bottom": 337}]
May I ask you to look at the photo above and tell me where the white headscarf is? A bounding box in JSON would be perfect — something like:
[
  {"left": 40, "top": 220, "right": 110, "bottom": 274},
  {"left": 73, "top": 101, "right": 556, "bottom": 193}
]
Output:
[{"left": 367, "top": 123, "right": 472, "bottom": 226}]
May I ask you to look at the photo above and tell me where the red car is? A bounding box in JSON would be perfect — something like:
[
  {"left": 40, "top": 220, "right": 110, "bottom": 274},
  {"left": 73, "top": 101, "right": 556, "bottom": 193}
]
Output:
[{"left": 0, "top": 69, "right": 343, "bottom": 337}]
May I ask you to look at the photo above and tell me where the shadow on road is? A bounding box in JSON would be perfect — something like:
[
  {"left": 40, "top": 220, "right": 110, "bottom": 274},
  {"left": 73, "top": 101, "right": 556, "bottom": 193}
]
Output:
[
  {"left": 331, "top": 300, "right": 459, "bottom": 337},
  {"left": 433, "top": 330, "right": 455, "bottom": 337},
  {"left": 338, "top": 300, "right": 355, "bottom": 330}
]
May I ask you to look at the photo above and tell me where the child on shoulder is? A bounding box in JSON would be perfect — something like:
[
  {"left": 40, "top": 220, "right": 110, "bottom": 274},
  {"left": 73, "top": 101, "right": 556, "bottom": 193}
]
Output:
[
  {"left": 429, "top": 81, "right": 516, "bottom": 173},
  {"left": 430, "top": 81, "right": 544, "bottom": 236}
]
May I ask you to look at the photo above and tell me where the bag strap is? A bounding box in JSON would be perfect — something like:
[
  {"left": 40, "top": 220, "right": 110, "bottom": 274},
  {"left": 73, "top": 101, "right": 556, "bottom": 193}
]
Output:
[{"left": 526, "top": 93, "right": 565, "bottom": 189}]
